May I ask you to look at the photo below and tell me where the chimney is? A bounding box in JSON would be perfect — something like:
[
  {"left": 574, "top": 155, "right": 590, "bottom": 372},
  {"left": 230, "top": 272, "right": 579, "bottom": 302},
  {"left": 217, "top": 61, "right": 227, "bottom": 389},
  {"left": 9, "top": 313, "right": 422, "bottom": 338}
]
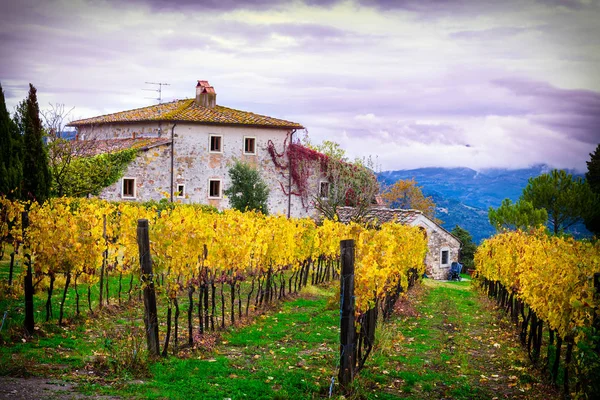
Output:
[{"left": 195, "top": 80, "right": 216, "bottom": 108}]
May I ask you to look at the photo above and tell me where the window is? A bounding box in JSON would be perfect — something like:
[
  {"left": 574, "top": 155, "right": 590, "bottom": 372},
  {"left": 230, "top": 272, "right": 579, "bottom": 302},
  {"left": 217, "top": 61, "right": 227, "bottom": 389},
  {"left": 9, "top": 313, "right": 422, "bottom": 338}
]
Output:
[
  {"left": 319, "top": 181, "right": 330, "bottom": 199},
  {"left": 244, "top": 137, "right": 256, "bottom": 154},
  {"left": 441, "top": 249, "right": 449, "bottom": 265},
  {"left": 208, "top": 179, "right": 221, "bottom": 198},
  {"left": 209, "top": 135, "right": 222, "bottom": 153},
  {"left": 122, "top": 178, "right": 136, "bottom": 199},
  {"left": 176, "top": 184, "right": 185, "bottom": 198}
]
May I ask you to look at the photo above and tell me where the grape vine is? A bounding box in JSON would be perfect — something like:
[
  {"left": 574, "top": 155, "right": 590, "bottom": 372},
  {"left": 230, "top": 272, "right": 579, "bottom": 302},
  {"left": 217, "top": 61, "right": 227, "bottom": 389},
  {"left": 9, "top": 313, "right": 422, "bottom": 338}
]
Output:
[{"left": 1, "top": 197, "right": 427, "bottom": 361}]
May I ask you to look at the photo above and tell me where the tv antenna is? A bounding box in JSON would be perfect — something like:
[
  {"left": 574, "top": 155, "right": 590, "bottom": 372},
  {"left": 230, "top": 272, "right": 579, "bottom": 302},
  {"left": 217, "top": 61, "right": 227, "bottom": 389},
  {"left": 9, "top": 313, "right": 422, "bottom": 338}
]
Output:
[
  {"left": 143, "top": 82, "right": 170, "bottom": 136},
  {"left": 143, "top": 81, "right": 170, "bottom": 104}
]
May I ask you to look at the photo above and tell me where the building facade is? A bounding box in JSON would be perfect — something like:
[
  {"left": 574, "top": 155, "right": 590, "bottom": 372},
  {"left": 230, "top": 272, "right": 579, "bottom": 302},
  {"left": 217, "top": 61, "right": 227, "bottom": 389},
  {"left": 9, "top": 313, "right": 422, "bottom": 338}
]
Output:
[{"left": 69, "top": 80, "right": 320, "bottom": 218}]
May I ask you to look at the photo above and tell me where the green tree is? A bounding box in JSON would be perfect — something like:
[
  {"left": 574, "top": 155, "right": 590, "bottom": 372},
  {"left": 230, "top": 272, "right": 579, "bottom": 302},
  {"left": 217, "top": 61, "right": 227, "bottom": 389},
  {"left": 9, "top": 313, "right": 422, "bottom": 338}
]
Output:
[
  {"left": 450, "top": 225, "right": 477, "bottom": 269},
  {"left": 522, "top": 169, "right": 595, "bottom": 235},
  {"left": 276, "top": 136, "right": 379, "bottom": 221},
  {"left": 587, "top": 144, "right": 600, "bottom": 193},
  {"left": 584, "top": 144, "right": 600, "bottom": 236},
  {"left": 0, "top": 82, "right": 23, "bottom": 198},
  {"left": 13, "top": 99, "right": 28, "bottom": 136},
  {"left": 488, "top": 198, "right": 548, "bottom": 232},
  {"left": 311, "top": 147, "right": 380, "bottom": 222},
  {"left": 311, "top": 140, "right": 348, "bottom": 161},
  {"left": 224, "top": 160, "right": 270, "bottom": 214},
  {"left": 21, "top": 84, "right": 51, "bottom": 203}
]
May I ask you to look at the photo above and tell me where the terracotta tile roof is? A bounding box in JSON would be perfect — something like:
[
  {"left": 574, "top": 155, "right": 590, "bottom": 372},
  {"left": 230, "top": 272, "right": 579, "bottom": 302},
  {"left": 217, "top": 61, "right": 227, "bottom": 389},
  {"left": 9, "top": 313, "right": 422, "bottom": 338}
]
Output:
[
  {"left": 72, "top": 138, "right": 171, "bottom": 157},
  {"left": 68, "top": 99, "right": 304, "bottom": 129},
  {"left": 336, "top": 206, "right": 423, "bottom": 225}
]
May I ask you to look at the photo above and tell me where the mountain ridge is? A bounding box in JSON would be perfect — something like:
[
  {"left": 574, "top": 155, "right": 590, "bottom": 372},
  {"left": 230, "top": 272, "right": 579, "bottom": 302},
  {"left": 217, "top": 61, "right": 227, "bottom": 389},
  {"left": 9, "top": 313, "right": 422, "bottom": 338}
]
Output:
[{"left": 377, "top": 165, "right": 587, "bottom": 243}]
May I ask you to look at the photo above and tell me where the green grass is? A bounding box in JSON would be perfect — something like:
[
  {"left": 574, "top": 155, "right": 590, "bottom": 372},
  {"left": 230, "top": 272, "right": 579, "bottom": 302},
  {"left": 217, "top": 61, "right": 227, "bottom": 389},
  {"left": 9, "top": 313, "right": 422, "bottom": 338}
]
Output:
[
  {"left": 79, "top": 286, "right": 338, "bottom": 400},
  {"left": 349, "top": 278, "right": 556, "bottom": 399}
]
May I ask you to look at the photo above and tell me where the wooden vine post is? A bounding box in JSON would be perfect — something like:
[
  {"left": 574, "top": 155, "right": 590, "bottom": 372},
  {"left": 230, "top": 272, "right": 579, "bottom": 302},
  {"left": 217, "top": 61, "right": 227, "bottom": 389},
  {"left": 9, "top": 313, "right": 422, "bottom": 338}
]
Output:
[
  {"left": 594, "top": 272, "right": 600, "bottom": 353},
  {"left": 339, "top": 239, "right": 356, "bottom": 388},
  {"left": 22, "top": 211, "right": 34, "bottom": 335},
  {"left": 137, "top": 219, "right": 160, "bottom": 356},
  {"left": 99, "top": 215, "right": 106, "bottom": 309}
]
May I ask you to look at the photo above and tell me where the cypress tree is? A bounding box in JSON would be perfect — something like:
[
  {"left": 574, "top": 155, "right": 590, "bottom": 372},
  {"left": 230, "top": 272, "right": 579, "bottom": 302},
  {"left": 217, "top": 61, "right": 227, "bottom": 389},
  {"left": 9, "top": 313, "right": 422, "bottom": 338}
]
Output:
[
  {"left": 450, "top": 225, "right": 477, "bottom": 269},
  {"left": 586, "top": 144, "right": 600, "bottom": 193},
  {"left": 0, "top": 83, "right": 11, "bottom": 196},
  {"left": 584, "top": 144, "right": 600, "bottom": 235},
  {"left": 21, "top": 84, "right": 51, "bottom": 203},
  {"left": 0, "top": 82, "right": 22, "bottom": 198}
]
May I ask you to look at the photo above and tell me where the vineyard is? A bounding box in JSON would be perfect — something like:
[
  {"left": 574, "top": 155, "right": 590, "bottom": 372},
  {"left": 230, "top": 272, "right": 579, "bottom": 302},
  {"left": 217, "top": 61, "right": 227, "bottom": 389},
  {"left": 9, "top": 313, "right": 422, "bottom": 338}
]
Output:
[
  {"left": 0, "top": 197, "right": 427, "bottom": 392},
  {"left": 2, "top": 197, "right": 598, "bottom": 398},
  {"left": 475, "top": 228, "right": 600, "bottom": 398}
]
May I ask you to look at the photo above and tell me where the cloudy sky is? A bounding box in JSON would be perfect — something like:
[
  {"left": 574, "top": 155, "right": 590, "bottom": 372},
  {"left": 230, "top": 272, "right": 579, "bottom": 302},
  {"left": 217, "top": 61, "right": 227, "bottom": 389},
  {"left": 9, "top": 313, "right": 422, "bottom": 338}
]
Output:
[{"left": 1, "top": 0, "right": 599, "bottom": 172}]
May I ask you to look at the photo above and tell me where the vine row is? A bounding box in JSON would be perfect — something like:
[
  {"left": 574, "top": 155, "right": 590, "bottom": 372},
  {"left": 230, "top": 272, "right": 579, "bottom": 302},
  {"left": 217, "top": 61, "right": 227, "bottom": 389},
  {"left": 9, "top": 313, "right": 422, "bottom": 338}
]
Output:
[{"left": 474, "top": 228, "right": 600, "bottom": 397}]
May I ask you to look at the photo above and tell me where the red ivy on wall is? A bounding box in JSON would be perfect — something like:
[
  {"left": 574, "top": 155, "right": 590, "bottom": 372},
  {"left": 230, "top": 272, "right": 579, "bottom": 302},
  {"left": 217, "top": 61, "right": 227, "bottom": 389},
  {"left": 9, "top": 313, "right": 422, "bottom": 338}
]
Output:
[
  {"left": 268, "top": 134, "right": 328, "bottom": 209},
  {"left": 267, "top": 133, "right": 376, "bottom": 211}
]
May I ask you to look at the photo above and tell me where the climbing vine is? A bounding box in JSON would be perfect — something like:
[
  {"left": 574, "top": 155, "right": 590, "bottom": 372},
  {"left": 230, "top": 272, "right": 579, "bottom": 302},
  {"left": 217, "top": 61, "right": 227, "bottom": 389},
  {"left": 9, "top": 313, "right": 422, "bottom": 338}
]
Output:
[
  {"left": 61, "top": 148, "right": 139, "bottom": 197},
  {"left": 267, "top": 134, "right": 378, "bottom": 215}
]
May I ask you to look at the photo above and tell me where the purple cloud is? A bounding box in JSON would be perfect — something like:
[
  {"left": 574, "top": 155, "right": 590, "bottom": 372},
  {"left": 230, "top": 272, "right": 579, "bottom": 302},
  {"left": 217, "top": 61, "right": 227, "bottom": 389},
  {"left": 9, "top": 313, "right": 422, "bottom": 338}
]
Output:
[
  {"left": 449, "top": 27, "right": 531, "bottom": 40},
  {"left": 359, "top": 0, "right": 599, "bottom": 14},
  {"left": 534, "top": 0, "right": 591, "bottom": 9},
  {"left": 1, "top": 0, "right": 598, "bottom": 173},
  {"left": 493, "top": 78, "right": 600, "bottom": 143},
  {"left": 98, "top": 0, "right": 523, "bottom": 16},
  {"left": 105, "top": 0, "right": 341, "bottom": 12},
  {"left": 156, "top": 20, "right": 356, "bottom": 53}
]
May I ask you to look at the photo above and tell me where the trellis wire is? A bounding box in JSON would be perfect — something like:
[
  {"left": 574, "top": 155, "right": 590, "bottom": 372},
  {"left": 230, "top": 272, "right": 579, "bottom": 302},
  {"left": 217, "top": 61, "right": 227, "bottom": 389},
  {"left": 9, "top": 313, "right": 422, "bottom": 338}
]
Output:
[{"left": 0, "top": 311, "right": 7, "bottom": 333}]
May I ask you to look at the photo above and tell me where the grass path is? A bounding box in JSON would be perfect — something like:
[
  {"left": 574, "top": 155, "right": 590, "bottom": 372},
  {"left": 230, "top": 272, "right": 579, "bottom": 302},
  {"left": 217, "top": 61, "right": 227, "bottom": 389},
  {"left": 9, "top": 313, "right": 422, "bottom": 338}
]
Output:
[
  {"left": 353, "top": 279, "right": 559, "bottom": 399},
  {"left": 1, "top": 277, "right": 559, "bottom": 399}
]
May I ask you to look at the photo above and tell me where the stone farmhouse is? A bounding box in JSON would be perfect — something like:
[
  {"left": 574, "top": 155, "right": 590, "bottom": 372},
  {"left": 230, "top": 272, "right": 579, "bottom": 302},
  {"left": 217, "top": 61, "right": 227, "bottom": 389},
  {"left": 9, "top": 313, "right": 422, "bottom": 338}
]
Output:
[
  {"left": 68, "top": 80, "right": 320, "bottom": 218},
  {"left": 337, "top": 207, "right": 462, "bottom": 280}
]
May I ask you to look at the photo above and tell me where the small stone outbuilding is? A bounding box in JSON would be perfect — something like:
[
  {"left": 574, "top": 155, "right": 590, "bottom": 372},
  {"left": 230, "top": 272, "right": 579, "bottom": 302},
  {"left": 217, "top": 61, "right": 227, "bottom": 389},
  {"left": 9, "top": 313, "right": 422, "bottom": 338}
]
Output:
[{"left": 337, "top": 207, "right": 462, "bottom": 280}]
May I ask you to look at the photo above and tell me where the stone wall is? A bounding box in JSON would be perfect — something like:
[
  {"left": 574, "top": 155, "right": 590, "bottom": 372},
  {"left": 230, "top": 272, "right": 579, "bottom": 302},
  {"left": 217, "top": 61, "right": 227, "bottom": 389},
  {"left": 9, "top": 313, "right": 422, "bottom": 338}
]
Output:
[
  {"left": 78, "top": 122, "right": 318, "bottom": 218},
  {"left": 410, "top": 215, "right": 461, "bottom": 280},
  {"left": 100, "top": 143, "right": 172, "bottom": 202}
]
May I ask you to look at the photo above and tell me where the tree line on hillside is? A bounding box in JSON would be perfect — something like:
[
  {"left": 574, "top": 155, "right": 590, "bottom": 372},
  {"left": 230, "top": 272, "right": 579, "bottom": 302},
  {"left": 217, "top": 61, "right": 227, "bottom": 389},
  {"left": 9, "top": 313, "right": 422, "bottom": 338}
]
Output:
[{"left": 488, "top": 147, "right": 600, "bottom": 238}]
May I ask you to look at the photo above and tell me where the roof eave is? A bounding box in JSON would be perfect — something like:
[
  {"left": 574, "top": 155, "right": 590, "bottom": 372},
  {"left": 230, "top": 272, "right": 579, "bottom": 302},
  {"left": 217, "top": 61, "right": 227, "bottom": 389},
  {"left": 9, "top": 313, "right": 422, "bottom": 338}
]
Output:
[
  {"left": 67, "top": 119, "right": 304, "bottom": 130},
  {"left": 139, "top": 141, "right": 172, "bottom": 151},
  {"left": 412, "top": 214, "right": 462, "bottom": 244}
]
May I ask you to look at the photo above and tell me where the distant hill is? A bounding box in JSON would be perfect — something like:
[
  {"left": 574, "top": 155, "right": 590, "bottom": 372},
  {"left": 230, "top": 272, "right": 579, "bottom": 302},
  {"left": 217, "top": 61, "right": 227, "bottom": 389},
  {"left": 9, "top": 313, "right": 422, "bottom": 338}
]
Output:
[{"left": 377, "top": 165, "right": 589, "bottom": 244}]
